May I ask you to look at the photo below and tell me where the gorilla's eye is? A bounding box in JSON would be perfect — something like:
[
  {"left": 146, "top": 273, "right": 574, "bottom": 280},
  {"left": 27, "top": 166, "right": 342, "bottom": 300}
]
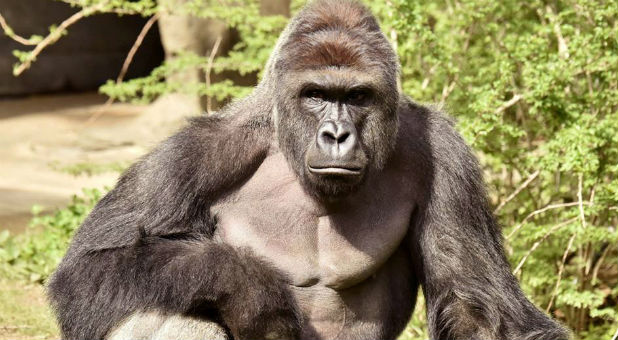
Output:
[
  {"left": 303, "top": 89, "right": 326, "bottom": 101},
  {"left": 346, "top": 89, "right": 370, "bottom": 104}
]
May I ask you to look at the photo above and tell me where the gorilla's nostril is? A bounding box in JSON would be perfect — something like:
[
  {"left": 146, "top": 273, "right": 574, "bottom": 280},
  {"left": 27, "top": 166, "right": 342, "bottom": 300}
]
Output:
[
  {"left": 322, "top": 131, "right": 337, "bottom": 143},
  {"left": 337, "top": 132, "right": 350, "bottom": 144}
]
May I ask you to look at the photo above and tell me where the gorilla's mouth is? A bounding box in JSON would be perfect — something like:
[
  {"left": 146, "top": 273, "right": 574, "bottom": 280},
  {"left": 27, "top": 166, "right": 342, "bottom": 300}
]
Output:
[{"left": 307, "top": 166, "right": 363, "bottom": 176}]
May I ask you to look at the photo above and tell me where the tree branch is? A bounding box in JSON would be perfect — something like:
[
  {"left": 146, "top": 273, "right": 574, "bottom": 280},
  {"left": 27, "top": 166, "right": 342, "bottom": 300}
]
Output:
[
  {"left": 205, "top": 35, "right": 223, "bottom": 115},
  {"left": 506, "top": 201, "right": 590, "bottom": 240},
  {"left": 118, "top": 14, "right": 160, "bottom": 84},
  {"left": 494, "top": 170, "right": 540, "bottom": 214},
  {"left": 546, "top": 5, "right": 569, "bottom": 59},
  {"left": 577, "top": 173, "right": 588, "bottom": 230},
  {"left": 87, "top": 13, "right": 160, "bottom": 123},
  {"left": 512, "top": 217, "right": 577, "bottom": 275},
  {"left": 13, "top": 1, "right": 108, "bottom": 76},
  {"left": 545, "top": 174, "right": 594, "bottom": 312},
  {"left": 496, "top": 94, "right": 522, "bottom": 114},
  {"left": 591, "top": 244, "right": 612, "bottom": 285},
  {"left": 546, "top": 231, "right": 576, "bottom": 312},
  {"left": 440, "top": 76, "right": 458, "bottom": 105},
  {"left": 0, "top": 12, "right": 39, "bottom": 45}
]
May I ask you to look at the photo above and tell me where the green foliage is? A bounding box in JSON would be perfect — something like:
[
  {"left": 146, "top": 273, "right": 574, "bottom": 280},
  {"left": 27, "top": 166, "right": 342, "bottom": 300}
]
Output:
[
  {"left": 61, "top": 0, "right": 158, "bottom": 16},
  {"left": 100, "top": 51, "right": 256, "bottom": 103},
  {"left": 100, "top": 0, "right": 287, "bottom": 103},
  {"left": 0, "top": 189, "right": 103, "bottom": 283},
  {"left": 48, "top": 161, "right": 130, "bottom": 176}
]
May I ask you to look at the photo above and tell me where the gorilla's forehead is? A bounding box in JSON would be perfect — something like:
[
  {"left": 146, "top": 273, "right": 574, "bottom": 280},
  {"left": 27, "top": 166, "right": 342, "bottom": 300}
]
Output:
[
  {"left": 272, "top": 0, "right": 398, "bottom": 81},
  {"left": 289, "top": 31, "right": 370, "bottom": 68},
  {"left": 281, "top": 29, "right": 391, "bottom": 73}
]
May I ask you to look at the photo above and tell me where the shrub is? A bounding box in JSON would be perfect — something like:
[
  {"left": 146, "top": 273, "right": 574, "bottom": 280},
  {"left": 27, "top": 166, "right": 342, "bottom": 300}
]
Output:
[{"left": 0, "top": 189, "right": 103, "bottom": 283}]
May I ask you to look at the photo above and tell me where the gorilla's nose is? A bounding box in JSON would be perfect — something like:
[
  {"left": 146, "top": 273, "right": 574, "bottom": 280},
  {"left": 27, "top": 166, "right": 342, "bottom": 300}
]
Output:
[{"left": 317, "top": 120, "right": 357, "bottom": 158}]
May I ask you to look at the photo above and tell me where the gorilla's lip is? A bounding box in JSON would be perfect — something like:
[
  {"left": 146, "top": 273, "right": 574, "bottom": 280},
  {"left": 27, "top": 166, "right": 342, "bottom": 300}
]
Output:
[{"left": 307, "top": 166, "right": 363, "bottom": 176}]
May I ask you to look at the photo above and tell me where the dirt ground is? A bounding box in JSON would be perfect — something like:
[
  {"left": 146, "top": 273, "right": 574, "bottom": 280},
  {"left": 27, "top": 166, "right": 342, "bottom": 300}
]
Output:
[
  {"left": 0, "top": 92, "right": 196, "bottom": 233},
  {"left": 0, "top": 93, "right": 142, "bottom": 233}
]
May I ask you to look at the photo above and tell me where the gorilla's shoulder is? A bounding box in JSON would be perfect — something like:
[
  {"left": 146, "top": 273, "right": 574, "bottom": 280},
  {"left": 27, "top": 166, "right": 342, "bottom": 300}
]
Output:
[
  {"left": 175, "top": 102, "right": 273, "bottom": 142},
  {"left": 186, "top": 110, "right": 272, "bottom": 132},
  {"left": 398, "top": 98, "right": 456, "bottom": 132},
  {"left": 397, "top": 97, "right": 464, "bottom": 148},
  {"left": 395, "top": 97, "right": 474, "bottom": 174}
]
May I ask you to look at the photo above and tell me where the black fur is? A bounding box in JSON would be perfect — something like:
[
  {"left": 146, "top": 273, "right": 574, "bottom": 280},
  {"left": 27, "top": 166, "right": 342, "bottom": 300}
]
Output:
[
  {"left": 48, "top": 1, "right": 569, "bottom": 339},
  {"left": 402, "top": 101, "right": 568, "bottom": 339},
  {"left": 47, "top": 94, "right": 303, "bottom": 339}
]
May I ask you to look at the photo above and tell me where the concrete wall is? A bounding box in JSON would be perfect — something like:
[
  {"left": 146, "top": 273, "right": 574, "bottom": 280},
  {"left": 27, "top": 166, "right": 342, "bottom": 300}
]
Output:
[{"left": 0, "top": 0, "right": 164, "bottom": 96}]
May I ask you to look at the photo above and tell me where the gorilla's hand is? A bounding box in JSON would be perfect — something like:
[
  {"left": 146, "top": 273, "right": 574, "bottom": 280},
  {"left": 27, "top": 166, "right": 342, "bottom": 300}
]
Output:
[{"left": 216, "top": 248, "right": 302, "bottom": 340}]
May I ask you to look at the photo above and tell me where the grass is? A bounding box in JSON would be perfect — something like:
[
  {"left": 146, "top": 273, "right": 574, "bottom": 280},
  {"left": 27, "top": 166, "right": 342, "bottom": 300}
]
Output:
[{"left": 0, "top": 279, "right": 58, "bottom": 340}]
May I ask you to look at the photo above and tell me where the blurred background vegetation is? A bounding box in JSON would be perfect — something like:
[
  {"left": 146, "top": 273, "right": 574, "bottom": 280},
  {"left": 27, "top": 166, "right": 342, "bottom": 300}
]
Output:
[{"left": 0, "top": 0, "right": 616, "bottom": 339}]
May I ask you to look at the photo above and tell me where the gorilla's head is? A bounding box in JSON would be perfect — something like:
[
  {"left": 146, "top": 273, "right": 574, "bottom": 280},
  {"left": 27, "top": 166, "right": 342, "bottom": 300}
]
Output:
[{"left": 267, "top": 0, "right": 401, "bottom": 199}]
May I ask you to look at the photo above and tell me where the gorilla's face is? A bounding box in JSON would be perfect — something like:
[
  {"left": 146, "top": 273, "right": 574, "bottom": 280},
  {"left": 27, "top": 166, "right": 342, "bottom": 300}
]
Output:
[
  {"left": 298, "top": 70, "right": 373, "bottom": 197},
  {"left": 270, "top": 1, "right": 400, "bottom": 199},
  {"left": 301, "top": 81, "right": 370, "bottom": 179},
  {"left": 275, "top": 67, "right": 398, "bottom": 199}
]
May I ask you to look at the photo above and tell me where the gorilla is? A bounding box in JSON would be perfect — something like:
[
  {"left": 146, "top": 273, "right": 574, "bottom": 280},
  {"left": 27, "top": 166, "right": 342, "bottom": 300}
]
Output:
[{"left": 48, "top": 1, "right": 569, "bottom": 339}]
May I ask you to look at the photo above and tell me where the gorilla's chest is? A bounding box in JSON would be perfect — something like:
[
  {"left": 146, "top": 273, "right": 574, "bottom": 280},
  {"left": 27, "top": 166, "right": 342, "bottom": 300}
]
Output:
[{"left": 211, "top": 153, "right": 414, "bottom": 290}]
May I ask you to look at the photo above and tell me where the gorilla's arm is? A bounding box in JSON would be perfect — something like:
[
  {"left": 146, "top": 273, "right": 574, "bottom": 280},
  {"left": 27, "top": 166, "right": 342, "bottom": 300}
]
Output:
[
  {"left": 67, "top": 112, "right": 272, "bottom": 252},
  {"left": 48, "top": 108, "right": 300, "bottom": 340},
  {"left": 406, "top": 104, "right": 568, "bottom": 340}
]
